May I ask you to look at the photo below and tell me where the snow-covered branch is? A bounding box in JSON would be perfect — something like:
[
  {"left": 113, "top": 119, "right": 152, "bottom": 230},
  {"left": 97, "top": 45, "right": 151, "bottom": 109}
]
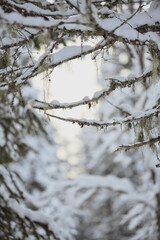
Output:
[
  {"left": 46, "top": 107, "right": 160, "bottom": 129},
  {"left": 32, "top": 69, "right": 152, "bottom": 110},
  {"left": 114, "top": 135, "right": 160, "bottom": 152}
]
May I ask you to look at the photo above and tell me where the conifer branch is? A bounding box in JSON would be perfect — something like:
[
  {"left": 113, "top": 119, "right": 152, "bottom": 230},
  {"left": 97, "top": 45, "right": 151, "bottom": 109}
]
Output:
[
  {"left": 32, "top": 70, "right": 152, "bottom": 110},
  {"left": 46, "top": 107, "right": 160, "bottom": 128},
  {"left": 114, "top": 136, "right": 160, "bottom": 152}
]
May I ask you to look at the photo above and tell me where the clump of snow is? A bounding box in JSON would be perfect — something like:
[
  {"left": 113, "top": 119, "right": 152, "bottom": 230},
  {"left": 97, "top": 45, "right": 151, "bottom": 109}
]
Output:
[
  {"left": 51, "top": 100, "right": 60, "bottom": 105},
  {"left": 83, "top": 96, "right": 90, "bottom": 101}
]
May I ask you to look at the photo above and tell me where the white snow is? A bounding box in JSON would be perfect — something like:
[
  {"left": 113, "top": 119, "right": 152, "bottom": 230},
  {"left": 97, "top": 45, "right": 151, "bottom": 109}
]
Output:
[{"left": 50, "top": 45, "right": 93, "bottom": 65}]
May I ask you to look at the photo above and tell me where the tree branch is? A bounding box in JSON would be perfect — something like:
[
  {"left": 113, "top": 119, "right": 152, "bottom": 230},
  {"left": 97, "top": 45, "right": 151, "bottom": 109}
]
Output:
[
  {"left": 114, "top": 136, "right": 160, "bottom": 153},
  {"left": 46, "top": 107, "right": 160, "bottom": 129},
  {"left": 32, "top": 69, "right": 152, "bottom": 110}
]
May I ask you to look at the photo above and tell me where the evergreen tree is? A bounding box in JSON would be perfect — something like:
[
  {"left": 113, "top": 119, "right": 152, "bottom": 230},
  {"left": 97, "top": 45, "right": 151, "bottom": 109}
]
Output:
[{"left": 0, "top": 0, "right": 160, "bottom": 239}]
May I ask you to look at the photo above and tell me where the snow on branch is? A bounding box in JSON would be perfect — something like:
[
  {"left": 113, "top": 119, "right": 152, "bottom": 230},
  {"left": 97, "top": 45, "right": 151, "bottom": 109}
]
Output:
[
  {"left": 46, "top": 107, "right": 160, "bottom": 129},
  {"left": 1, "top": 0, "right": 160, "bottom": 49},
  {"left": 9, "top": 200, "right": 61, "bottom": 240},
  {"left": 0, "top": 2, "right": 63, "bottom": 28},
  {"left": 65, "top": 0, "right": 79, "bottom": 12},
  {"left": 50, "top": 174, "right": 134, "bottom": 195},
  {"left": 114, "top": 136, "right": 160, "bottom": 153},
  {"left": 12, "top": 39, "right": 106, "bottom": 87},
  {"left": 0, "top": 39, "right": 106, "bottom": 89},
  {"left": 32, "top": 70, "right": 152, "bottom": 110},
  {"left": 48, "top": 39, "right": 106, "bottom": 69},
  {"left": 89, "top": 2, "right": 160, "bottom": 47},
  {"left": 73, "top": 174, "right": 134, "bottom": 194},
  {"left": 0, "top": 29, "right": 41, "bottom": 51}
]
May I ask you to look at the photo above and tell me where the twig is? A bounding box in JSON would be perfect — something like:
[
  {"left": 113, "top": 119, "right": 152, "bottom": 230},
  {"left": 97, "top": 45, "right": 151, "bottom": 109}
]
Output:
[
  {"left": 111, "top": 5, "right": 142, "bottom": 33},
  {"left": 114, "top": 136, "right": 160, "bottom": 152}
]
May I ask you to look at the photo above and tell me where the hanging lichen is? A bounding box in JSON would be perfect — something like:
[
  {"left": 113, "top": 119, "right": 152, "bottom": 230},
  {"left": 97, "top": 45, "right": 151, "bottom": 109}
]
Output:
[{"left": 152, "top": 53, "right": 158, "bottom": 82}]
